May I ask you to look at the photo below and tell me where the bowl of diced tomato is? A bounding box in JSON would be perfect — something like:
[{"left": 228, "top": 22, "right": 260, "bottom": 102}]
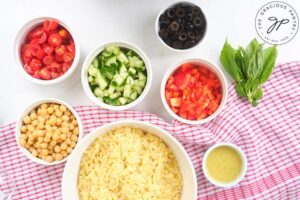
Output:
[
  {"left": 14, "top": 17, "right": 80, "bottom": 85},
  {"left": 161, "top": 59, "right": 227, "bottom": 125}
]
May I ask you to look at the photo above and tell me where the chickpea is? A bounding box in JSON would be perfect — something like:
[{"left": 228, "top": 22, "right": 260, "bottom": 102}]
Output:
[
  {"left": 21, "top": 125, "right": 27, "bottom": 133},
  {"left": 70, "top": 141, "right": 76, "bottom": 148},
  {"left": 21, "top": 134, "right": 28, "bottom": 140},
  {"left": 42, "top": 109, "right": 48, "bottom": 116},
  {"left": 37, "top": 137, "right": 43, "bottom": 143},
  {"left": 60, "top": 142, "right": 68, "bottom": 150},
  {"left": 33, "top": 143, "right": 40, "bottom": 149},
  {"left": 44, "top": 114, "right": 50, "bottom": 120},
  {"left": 56, "top": 118, "right": 62, "bottom": 126},
  {"left": 28, "top": 134, "right": 36, "bottom": 141},
  {"left": 59, "top": 105, "right": 67, "bottom": 112},
  {"left": 65, "top": 110, "right": 71, "bottom": 116},
  {"left": 61, "top": 115, "right": 69, "bottom": 122},
  {"left": 62, "top": 122, "right": 68, "bottom": 127},
  {"left": 30, "top": 112, "right": 37, "bottom": 120},
  {"left": 32, "top": 149, "right": 38, "bottom": 157},
  {"left": 53, "top": 133, "right": 59, "bottom": 140},
  {"left": 49, "top": 118, "right": 57, "bottom": 126},
  {"left": 53, "top": 104, "right": 59, "bottom": 110},
  {"left": 72, "top": 119, "right": 78, "bottom": 126},
  {"left": 25, "top": 143, "right": 31, "bottom": 149},
  {"left": 54, "top": 145, "right": 61, "bottom": 153},
  {"left": 61, "top": 127, "right": 69, "bottom": 134},
  {"left": 27, "top": 139, "right": 33, "bottom": 145},
  {"left": 55, "top": 110, "right": 62, "bottom": 117},
  {"left": 61, "top": 150, "right": 67, "bottom": 157},
  {"left": 41, "top": 103, "right": 48, "bottom": 109},
  {"left": 37, "top": 122, "right": 44, "bottom": 130},
  {"left": 45, "top": 124, "right": 52, "bottom": 131},
  {"left": 49, "top": 140, "right": 57, "bottom": 147},
  {"left": 66, "top": 147, "right": 73, "bottom": 153},
  {"left": 20, "top": 138, "right": 27, "bottom": 147},
  {"left": 45, "top": 156, "right": 53, "bottom": 163},
  {"left": 27, "top": 125, "right": 35, "bottom": 132},
  {"left": 71, "top": 135, "right": 78, "bottom": 142},
  {"left": 55, "top": 153, "right": 63, "bottom": 161},
  {"left": 73, "top": 127, "right": 79, "bottom": 135},
  {"left": 40, "top": 142, "right": 48, "bottom": 149},
  {"left": 47, "top": 107, "right": 54, "bottom": 115},
  {"left": 44, "top": 136, "right": 51, "bottom": 143},
  {"left": 41, "top": 149, "right": 49, "bottom": 157},
  {"left": 60, "top": 134, "right": 67, "bottom": 141},
  {"left": 23, "top": 115, "right": 31, "bottom": 124},
  {"left": 69, "top": 123, "right": 75, "bottom": 131},
  {"left": 66, "top": 138, "right": 72, "bottom": 145},
  {"left": 37, "top": 130, "right": 44, "bottom": 137}
]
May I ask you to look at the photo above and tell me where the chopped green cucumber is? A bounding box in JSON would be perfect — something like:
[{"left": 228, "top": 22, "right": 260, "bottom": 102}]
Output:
[{"left": 88, "top": 45, "right": 148, "bottom": 106}]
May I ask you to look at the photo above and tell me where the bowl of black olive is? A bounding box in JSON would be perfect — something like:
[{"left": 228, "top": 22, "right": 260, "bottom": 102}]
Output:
[{"left": 156, "top": 1, "right": 207, "bottom": 51}]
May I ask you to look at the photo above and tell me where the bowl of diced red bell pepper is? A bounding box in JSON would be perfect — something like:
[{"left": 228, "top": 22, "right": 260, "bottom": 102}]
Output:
[
  {"left": 161, "top": 59, "right": 228, "bottom": 125},
  {"left": 14, "top": 17, "right": 80, "bottom": 85}
]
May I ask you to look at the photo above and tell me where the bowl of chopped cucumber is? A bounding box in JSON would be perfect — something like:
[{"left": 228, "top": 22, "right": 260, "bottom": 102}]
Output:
[{"left": 82, "top": 42, "right": 152, "bottom": 110}]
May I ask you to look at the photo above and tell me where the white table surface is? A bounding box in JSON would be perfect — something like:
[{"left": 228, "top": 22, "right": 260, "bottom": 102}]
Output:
[{"left": 0, "top": 0, "right": 299, "bottom": 125}]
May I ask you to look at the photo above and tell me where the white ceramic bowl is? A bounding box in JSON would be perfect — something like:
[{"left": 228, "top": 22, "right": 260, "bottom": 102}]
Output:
[
  {"left": 15, "top": 98, "right": 83, "bottom": 166},
  {"left": 202, "top": 142, "right": 247, "bottom": 187},
  {"left": 155, "top": 1, "right": 207, "bottom": 52},
  {"left": 62, "top": 120, "right": 197, "bottom": 200},
  {"left": 14, "top": 16, "right": 80, "bottom": 85},
  {"left": 81, "top": 41, "right": 152, "bottom": 111},
  {"left": 161, "top": 59, "right": 228, "bottom": 125}
]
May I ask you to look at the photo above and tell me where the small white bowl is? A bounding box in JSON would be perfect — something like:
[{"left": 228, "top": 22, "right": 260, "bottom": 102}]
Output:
[
  {"left": 62, "top": 120, "right": 197, "bottom": 200},
  {"left": 161, "top": 59, "right": 228, "bottom": 125},
  {"left": 202, "top": 142, "right": 247, "bottom": 187},
  {"left": 155, "top": 1, "right": 207, "bottom": 52},
  {"left": 15, "top": 98, "right": 83, "bottom": 166},
  {"left": 81, "top": 41, "right": 152, "bottom": 111},
  {"left": 14, "top": 16, "right": 80, "bottom": 85}
]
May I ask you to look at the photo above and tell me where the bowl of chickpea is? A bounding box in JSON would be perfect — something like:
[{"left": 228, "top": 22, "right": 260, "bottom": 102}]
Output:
[{"left": 15, "top": 98, "right": 83, "bottom": 165}]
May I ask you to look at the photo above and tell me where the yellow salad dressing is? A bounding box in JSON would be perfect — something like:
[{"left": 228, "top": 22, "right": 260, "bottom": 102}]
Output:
[{"left": 206, "top": 146, "right": 242, "bottom": 183}]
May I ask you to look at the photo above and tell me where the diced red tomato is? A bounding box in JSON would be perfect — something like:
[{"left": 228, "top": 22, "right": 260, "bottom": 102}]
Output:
[
  {"left": 48, "top": 33, "right": 62, "bottom": 47},
  {"left": 42, "top": 55, "right": 53, "bottom": 65},
  {"left": 44, "top": 45, "right": 54, "bottom": 55},
  {"left": 39, "top": 68, "right": 51, "bottom": 80},
  {"left": 165, "top": 63, "right": 222, "bottom": 121},
  {"left": 55, "top": 45, "right": 66, "bottom": 56},
  {"left": 63, "top": 52, "right": 74, "bottom": 63},
  {"left": 58, "top": 29, "right": 69, "bottom": 39},
  {"left": 29, "top": 58, "right": 42, "bottom": 71},
  {"left": 21, "top": 20, "right": 75, "bottom": 80},
  {"left": 39, "top": 32, "right": 47, "bottom": 44}
]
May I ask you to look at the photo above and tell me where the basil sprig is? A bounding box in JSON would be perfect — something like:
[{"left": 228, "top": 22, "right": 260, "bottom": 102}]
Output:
[{"left": 220, "top": 39, "right": 277, "bottom": 106}]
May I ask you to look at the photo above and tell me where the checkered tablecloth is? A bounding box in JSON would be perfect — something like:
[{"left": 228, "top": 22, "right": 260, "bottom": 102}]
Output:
[{"left": 0, "top": 61, "right": 299, "bottom": 200}]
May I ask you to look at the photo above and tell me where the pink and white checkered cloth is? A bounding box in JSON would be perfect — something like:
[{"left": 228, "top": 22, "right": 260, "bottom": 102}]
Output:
[{"left": 0, "top": 61, "right": 299, "bottom": 200}]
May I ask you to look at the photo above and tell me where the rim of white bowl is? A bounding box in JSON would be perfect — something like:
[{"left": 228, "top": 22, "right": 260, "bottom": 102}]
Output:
[
  {"left": 155, "top": 0, "right": 208, "bottom": 52},
  {"left": 202, "top": 142, "right": 248, "bottom": 187},
  {"left": 14, "top": 16, "right": 80, "bottom": 85},
  {"left": 160, "top": 58, "right": 228, "bottom": 125},
  {"left": 62, "top": 119, "right": 197, "bottom": 200},
  {"left": 15, "top": 98, "right": 84, "bottom": 166},
  {"left": 81, "top": 41, "right": 152, "bottom": 111}
]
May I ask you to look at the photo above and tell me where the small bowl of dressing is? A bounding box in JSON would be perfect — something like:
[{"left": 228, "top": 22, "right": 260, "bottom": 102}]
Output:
[{"left": 202, "top": 142, "right": 247, "bottom": 187}]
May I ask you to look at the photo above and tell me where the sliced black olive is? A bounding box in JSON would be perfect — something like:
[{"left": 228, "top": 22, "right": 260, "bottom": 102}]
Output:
[
  {"left": 187, "top": 31, "right": 195, "bottom": 39},
  {"left": 178, "top": 24, "right": 185, "bottom": 32},
  {"left": 186, "top": 23, "right": 194, "bottom": 31},
  {"left": 175, "top": 6, "right": 185, "bottom": 18},
  {"left": 159, "top": 15, "right": 170, "bottom": 24},
  {"left": 195, "top": 32, "right": 204, "bottom": 41},
  {"left": 193, "top": 17, "right": 203, "bottom": 27},
  {"left": 185, "top": 13, "right": 193, "bottom": 21},
  {"left": 183, "top": 40, "right": 196, "bottom": 49},
  {"left": 178, "top": 32, "right": 188, "bottom": 41},
  {"left": 166, "top": 8, "right": 176, "bottom": 18},
  {"left": 159, "top": 29, "right": 168, "bottom": 39},
  {"left": 191, "top": 6, "right": 201, "bottom": 16},
  {"left": 171, "top": 41, "right": 183, "bottom": 49},
  {"left": 169, "top": 21, "right": 180, "bottom": 32}
]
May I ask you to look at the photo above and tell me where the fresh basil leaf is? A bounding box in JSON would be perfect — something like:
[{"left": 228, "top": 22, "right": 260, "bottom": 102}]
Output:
[
  {"left": 253, "top": 87, "right": 263, "bottom": 100},
  {"left": 235, "top": 82, "right": 247, "bottom": 97},
  {"left": 235, "top": 49, "right": 247, "bottom": 79},
  {"left": 246, "top": 38, "right": 259, "bottom": 56},
  {"left": 220, "top": 40, "right": 243, "bottom": 81},
  {"left": 259, "top": 45, "right": 277, "bottom": 83},
  {"left": 255, "top": 44, "right": 264, "bottom": 78}
]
